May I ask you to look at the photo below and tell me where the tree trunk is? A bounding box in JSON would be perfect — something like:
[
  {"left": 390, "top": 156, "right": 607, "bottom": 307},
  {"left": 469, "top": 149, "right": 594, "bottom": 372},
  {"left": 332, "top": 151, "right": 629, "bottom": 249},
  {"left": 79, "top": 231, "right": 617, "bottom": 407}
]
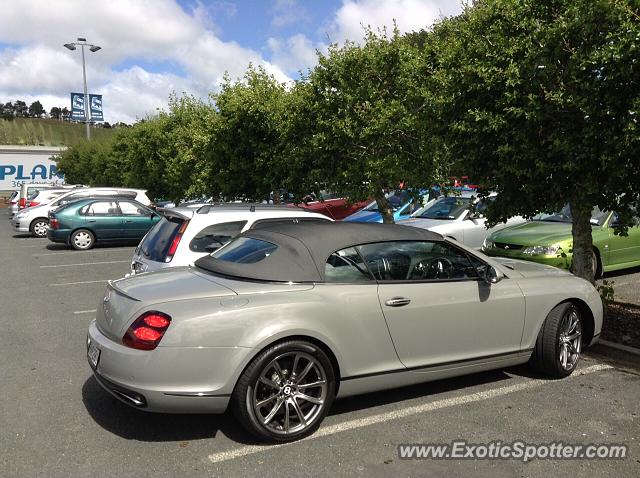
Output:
[
  {"left": 374, "top": 190, "right": 395, "bottom": 224},
  {"left": 272, "top": 188, "right": 281, "bottom": 205},
  {"left": 570, "top": 201, "right": 595, "bottom": 284}
]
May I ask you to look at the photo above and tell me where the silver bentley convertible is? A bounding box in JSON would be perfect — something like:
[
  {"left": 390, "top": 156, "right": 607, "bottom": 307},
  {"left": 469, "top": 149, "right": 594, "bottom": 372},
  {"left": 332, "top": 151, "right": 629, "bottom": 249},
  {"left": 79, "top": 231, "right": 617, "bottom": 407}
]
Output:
[{"left": 87, "top": 222, "right": 602, "bottom": 442}]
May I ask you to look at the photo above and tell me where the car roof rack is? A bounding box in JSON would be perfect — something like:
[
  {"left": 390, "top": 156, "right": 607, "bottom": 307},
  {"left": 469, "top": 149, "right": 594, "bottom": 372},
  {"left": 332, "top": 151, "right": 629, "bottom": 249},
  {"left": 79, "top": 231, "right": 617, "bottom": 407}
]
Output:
[{"left": 196, "top": 203, "right": 300, "bottom": 214}]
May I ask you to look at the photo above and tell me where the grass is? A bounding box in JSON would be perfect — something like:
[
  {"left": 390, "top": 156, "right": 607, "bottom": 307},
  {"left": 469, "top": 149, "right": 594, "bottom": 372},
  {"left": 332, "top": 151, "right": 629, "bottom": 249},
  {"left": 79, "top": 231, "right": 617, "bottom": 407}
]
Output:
[{"left": 0, "top": 117, "right": 115, "bottom": 146}]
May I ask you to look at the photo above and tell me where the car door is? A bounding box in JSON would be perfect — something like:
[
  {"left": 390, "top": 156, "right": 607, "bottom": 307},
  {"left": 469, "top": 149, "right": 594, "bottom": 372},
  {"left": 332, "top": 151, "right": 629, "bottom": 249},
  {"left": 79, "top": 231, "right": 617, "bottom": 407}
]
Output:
[
  {"left": 605, "top": 211, "right": 640, "bottom": 267},
  {"left": 117, "top": 201, "right": 159, "bottom": 240},
  {"left": 358, "top": 240, "right": 526, "bottom": 369},
  {"left": 83, "top": 200, "right": 122, "bottom": 239}
]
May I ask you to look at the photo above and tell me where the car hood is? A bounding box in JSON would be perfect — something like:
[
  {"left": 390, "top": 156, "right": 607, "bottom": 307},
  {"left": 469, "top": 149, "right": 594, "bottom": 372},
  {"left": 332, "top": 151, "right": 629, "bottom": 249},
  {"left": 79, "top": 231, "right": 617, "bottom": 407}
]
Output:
[
  {"left": 344, "top": 210, "right": 382, "bottom": 223},
  {"left": 489, "top": 221, "right": 573, "bottom": 245},
  {"left": 16, "top": 203, "right": 48, "bottom": 217},
  {"left": 494, "top": 257, "right": 572, "bottom": 278},
  {"left": 397, "top": 217, "right": 458, "bottom": 230}
]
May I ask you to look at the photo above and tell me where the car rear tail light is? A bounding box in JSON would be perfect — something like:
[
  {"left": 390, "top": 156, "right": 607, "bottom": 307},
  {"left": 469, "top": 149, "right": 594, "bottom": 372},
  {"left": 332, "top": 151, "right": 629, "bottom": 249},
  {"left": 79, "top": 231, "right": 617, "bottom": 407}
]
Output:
[
  {"left": 122, "top": 312, "right": 172, "bottom": 350},
  {"left": 165, "top": 220, "right": 189, "bottom": 262},
  {"left": 49, "top": 217, "right": 59, "bottom": 229},
  {"left": 26, "top": 201, "right": 39, "bottom": 207},
  {"left": 19, "top": 198, "right": 26, "bottom": 209}
]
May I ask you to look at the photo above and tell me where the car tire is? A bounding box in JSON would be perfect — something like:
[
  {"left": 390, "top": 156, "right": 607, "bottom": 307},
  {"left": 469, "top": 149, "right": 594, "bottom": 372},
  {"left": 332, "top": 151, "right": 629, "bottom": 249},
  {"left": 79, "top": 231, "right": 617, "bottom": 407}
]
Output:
[
  {"left": 232, "top": 340, "right": 336, "bottom": 442},
  {"left": 70, "top": 229, "right": 95, "bottom": 250},
  {"left": 30, "top": 218, "right": 49, "bottom": 238},
  {"left": 530, "top": 302, "right": 583, "bottom": 378}
]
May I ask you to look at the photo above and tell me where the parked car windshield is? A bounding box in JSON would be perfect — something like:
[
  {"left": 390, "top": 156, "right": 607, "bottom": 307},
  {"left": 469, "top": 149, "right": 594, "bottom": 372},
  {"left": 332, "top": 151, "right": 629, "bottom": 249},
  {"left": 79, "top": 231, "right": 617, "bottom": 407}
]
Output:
[
  {"left": 139, "top": 216, "right": 185, "bottom": 262},
  {"left": 416, "top": 196, "right": 472, "bottom": 220},
  {"left": 532, "top": 204, "right": 609, "bottom": 226},
  {"left": 364, "top": 191, "right": 409, "bottom": 212}
]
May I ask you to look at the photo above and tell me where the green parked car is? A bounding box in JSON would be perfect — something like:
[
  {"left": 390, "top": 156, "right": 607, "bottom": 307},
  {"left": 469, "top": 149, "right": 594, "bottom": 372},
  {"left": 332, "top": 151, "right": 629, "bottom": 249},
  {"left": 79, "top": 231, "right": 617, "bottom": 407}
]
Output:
[
  {"left": 47, "top": 197, "right": 161, "bottom": 250},
  {"left": 482, "top": 204, "right": 640, "bottom": 278}
]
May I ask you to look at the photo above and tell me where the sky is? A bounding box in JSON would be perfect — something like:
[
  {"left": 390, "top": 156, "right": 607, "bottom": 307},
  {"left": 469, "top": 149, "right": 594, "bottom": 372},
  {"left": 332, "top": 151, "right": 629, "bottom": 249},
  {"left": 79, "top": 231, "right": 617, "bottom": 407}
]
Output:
[{"left": 0, "top": 0, "right": 463, "bottom": 123}]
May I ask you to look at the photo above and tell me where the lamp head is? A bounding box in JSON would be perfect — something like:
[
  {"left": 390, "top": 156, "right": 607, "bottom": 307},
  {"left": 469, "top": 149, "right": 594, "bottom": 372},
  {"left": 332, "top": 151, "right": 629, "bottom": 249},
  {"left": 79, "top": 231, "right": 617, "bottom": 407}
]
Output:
[
  {"left": 63, "top": 43, "right": 76, "bottom": 51},
  {"left": 89, "top": 45, "right": 101, "bottom": 52}
]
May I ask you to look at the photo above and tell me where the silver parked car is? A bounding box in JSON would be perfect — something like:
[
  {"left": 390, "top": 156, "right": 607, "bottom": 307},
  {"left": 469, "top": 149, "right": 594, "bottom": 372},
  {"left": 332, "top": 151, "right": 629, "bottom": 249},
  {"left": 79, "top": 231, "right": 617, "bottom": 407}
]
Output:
[{"left": 87, "top": 222, "right": 602, "bottom": 442}]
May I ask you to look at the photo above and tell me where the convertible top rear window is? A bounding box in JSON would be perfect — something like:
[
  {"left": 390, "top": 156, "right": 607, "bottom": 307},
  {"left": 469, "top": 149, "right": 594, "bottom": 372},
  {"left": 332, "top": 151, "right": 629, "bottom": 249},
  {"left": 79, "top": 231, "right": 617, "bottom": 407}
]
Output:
[{"left": 212, "top": 237, "right": 278, "bottom": 264}]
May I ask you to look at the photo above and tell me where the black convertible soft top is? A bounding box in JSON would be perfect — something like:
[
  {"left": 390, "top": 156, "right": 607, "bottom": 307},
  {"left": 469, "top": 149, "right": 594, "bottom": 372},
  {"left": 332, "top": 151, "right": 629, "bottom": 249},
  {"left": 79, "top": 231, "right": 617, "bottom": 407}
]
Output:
[{"left": 194, "top": 222, "right": 443, "bottom": 282}]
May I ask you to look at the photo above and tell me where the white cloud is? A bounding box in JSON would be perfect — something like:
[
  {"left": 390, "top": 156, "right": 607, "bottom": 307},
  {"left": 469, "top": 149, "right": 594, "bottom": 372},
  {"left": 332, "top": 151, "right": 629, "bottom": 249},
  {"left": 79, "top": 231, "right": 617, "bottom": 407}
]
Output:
[
  {"left": 0, "top": 0, "right": 464, "bottom": 123},
  {"left": 0, "top": 0, "right": 290, "bottom": 122},
  {"left": 328, "top": 0, "right": 462, "bottom": 43},
  {"left": 267, "top": 34, "right": 323, "bottom": 74}
]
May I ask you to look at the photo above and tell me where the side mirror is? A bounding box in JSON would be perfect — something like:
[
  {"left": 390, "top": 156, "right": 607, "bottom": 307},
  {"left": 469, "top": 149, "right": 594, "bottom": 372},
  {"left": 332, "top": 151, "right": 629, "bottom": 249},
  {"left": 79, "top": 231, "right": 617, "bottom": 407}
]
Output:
[{"left": 483, "top": 265, "right": 504, "bottom": 284}]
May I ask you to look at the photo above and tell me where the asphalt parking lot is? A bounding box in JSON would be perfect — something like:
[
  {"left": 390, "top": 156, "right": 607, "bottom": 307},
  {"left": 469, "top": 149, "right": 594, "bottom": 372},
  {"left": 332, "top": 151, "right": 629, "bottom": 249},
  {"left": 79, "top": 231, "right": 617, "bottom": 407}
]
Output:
[{"left": 0, "top": 210, "right": 638, "bottom": 478}]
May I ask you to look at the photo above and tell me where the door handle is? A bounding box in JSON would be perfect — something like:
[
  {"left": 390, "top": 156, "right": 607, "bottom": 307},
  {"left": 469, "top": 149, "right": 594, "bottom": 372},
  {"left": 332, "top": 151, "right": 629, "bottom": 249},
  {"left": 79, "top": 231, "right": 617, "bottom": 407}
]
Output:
[
  {"left": 385, "top": 297, "right": 411, "bottom": 307},
  {"left": 125, "top": 220, "right": 133, "bottom": 223},
  {"left": 87, "top": 219, "right": 96, "bottom": 223}
]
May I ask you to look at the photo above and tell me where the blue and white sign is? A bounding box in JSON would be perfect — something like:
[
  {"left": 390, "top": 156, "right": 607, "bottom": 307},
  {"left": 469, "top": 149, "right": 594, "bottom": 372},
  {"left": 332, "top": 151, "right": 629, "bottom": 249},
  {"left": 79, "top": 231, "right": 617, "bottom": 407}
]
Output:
[
  {"left": 71, "top": 92, "right": 86, "bottom": 121},
  {"left": 89, "top": 94, "right": 103, "bottom": 121},
  {"left": 70, "top": 93, "right": 104, "bottom": 121}
]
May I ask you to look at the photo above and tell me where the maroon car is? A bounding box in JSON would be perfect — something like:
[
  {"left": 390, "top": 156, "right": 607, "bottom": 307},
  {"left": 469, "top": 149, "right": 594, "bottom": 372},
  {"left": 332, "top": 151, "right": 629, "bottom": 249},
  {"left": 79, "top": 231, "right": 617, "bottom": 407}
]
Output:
[{"left": 290, "top": 192, "right": 370, "bottom": 220}]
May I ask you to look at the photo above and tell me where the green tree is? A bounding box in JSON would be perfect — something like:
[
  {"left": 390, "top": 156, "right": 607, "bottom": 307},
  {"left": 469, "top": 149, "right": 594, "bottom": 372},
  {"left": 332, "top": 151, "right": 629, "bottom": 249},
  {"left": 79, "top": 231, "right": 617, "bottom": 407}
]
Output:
[
  {"left": 207, "top": 66, "right": 293, "bottom": 202},
  {"left": 28, "top": 100, "right": 45, "bottom": 118},
  {"left": 428, "top": 0, "right": 640, "bottom": 281},
  {"left": 50, "top": 107, "right": 61, "bottom": 120},
  {"left": 1, "top": 102, "right": 14, "bottom": 121},
  {"left": 14, "top": 100, "right": 28, "bottom": 117},
  {"left": 305, "top": 30, "right": 442, "bottom": 222}
]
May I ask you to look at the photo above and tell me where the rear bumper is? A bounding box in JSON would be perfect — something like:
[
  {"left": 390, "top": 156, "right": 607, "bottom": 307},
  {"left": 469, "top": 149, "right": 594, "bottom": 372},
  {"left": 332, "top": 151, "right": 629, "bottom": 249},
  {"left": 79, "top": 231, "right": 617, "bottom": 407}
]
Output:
[
  {"left": 47, "top": 228, "right": 70, "bottom": 243},
  {"left": 87, "top": 320, "right": 245, "bottom": 414}
]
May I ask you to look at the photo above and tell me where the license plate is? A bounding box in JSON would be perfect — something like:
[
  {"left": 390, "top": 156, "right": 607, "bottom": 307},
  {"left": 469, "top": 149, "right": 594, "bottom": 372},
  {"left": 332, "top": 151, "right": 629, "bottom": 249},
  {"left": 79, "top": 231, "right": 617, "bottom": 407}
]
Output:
[{"left": 88, "top": 341, "right": 101, "bottom": 369}]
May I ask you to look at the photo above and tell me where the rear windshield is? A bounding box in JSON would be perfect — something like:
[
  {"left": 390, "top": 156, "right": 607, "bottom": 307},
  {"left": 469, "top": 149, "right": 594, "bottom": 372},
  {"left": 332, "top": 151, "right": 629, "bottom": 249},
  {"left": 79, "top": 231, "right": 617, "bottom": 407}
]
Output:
[
  {"left": 139, "top": 216, "right": 186, "bottom": 262},
  {"left": 212, "top": 237, "right": 277, "bottom": 264},
  {"left": 9, "top": 191, "right": 18, "bottom": 200}
]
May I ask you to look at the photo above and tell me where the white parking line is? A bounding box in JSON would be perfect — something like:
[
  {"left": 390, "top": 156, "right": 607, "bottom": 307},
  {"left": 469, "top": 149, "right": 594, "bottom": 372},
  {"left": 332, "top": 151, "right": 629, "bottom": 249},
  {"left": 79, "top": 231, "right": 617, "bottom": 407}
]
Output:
[
  {"left": 50, "top": 280, "right": 109, "bottom": 287},
  {"left": 34, "top": 250, "right": 134, "bottom": 257},
  {"left": 73, "top": 309, "right": 97, "bottom": 315},
  {"left": 40, "top": 260, "right": 130, "bottom": 268},
  {"left": 207, "top": 363, "right": 612, "bottom": 464}
]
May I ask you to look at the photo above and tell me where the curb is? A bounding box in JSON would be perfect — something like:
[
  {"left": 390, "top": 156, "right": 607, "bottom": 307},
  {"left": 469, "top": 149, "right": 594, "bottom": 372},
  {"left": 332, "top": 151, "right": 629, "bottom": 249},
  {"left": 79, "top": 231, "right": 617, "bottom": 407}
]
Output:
[
  {"left": 588, "top": 340, "right": 640, "bottom": 368},
  {"left": 597, "top": 339, "right": 640, "bottom": 357}
]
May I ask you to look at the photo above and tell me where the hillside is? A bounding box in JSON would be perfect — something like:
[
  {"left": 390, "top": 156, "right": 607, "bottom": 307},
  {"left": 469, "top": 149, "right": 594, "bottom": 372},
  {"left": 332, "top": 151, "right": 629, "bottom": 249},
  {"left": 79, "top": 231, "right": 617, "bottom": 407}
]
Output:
[{"left": 0, "top": 118, "right": 115, "bottom": 146}]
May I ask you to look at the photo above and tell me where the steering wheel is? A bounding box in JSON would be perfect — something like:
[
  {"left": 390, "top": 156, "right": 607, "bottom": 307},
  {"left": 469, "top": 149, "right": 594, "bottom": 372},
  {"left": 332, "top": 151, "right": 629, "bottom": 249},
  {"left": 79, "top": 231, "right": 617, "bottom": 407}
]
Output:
[{"left": 411, "top": 258, "right": 454, "bottom": 280}]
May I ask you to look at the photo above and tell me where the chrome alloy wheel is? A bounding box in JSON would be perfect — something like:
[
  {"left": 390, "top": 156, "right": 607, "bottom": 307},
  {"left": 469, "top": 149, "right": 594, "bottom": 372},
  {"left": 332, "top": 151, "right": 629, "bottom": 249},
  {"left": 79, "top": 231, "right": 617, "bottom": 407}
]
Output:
[
  {"left": 252, "top": 351, "right": 328, "bottom": 435},
  {"left": 33, "top": 221, "right": 48, "bottom": 237},
  {"left": 73, "top": 231, "right": 93, "bottom": 249},
  {"left": 558, "top": 307, "right": 582, "bottom": 371}
]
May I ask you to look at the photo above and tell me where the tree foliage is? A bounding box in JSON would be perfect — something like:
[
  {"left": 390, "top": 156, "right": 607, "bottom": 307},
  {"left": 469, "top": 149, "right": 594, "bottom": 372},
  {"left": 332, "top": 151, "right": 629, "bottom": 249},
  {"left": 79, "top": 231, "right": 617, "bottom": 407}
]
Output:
[
  {"left": 306, "top": 30, "right": 442, "bottom": 222},
  {"left": 428, "top": 0, "right": 640, "bottom": 281}
]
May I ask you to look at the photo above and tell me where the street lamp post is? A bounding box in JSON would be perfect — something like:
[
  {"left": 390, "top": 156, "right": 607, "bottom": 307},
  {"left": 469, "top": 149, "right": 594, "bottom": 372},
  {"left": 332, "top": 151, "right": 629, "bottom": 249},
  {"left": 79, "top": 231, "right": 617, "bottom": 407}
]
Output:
[{"left": 64, "top": 37, "right": 101, "bottom": 140}]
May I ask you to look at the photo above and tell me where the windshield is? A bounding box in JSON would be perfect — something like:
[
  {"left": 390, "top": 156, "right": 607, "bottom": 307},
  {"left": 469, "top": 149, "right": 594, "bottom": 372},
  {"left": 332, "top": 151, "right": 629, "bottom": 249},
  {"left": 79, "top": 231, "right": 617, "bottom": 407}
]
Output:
[
  {"left": 364, "top": 191, "right": 410, "bottom": 212},
  {"left": 416, "top": 196, "right": 472, "bottom": 220},
  {"left": 532, "top": 204, "right": 610, "bottom": 226}
]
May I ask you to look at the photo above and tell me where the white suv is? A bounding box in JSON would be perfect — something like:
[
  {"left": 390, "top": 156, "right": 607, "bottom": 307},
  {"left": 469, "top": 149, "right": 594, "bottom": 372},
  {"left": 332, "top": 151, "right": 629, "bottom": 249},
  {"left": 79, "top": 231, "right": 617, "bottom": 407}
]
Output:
[
  {"left": 12, "top": 187, "right": 150, "bottom": 237},
  {"left": 130, "top": 204, "right": 332, "bottom": 274}
]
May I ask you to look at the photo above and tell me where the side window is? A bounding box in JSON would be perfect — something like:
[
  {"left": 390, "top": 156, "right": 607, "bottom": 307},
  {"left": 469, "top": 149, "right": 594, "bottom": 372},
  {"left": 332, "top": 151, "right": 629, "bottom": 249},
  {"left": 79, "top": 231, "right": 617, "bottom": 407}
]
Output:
[
  {"left": 324, "top": 247, "right": 373, "bottom": 282},
  {"left": 85, "top": 201, "right": 119, "bottom": 216},
  {"left": 189, "top": 221, "right": 247, "bottom": 253},
  {"left": 358, "top": 241, "right": 479, "bottom": 282},
  {"left": 119, "top": 201, "right": 146, "bottom": 216}
]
